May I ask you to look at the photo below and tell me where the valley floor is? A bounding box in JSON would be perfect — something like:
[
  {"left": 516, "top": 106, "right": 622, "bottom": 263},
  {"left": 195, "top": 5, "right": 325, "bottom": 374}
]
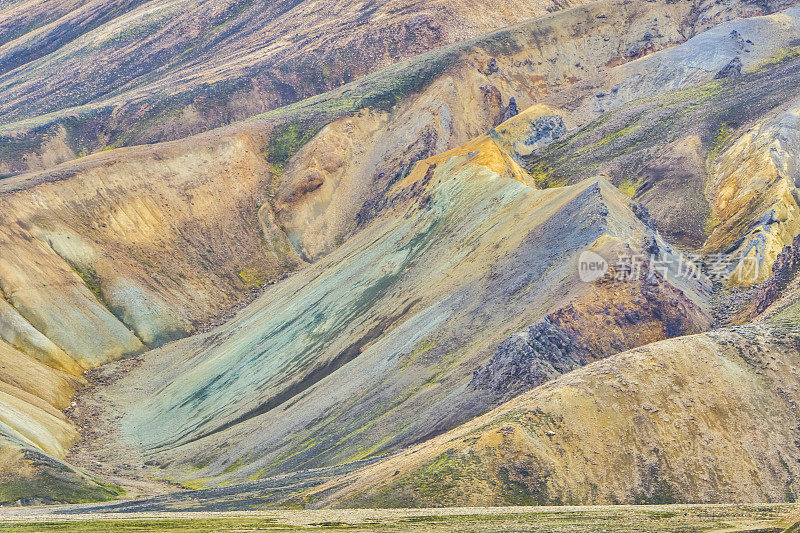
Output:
[{"left": 0, "top": 504, "right": 797, "bottom": 532}]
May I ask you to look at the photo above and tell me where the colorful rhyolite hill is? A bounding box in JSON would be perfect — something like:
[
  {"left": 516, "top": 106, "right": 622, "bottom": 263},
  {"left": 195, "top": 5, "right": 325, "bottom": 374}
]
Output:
[{"left": 1, "top": 0, "right": 800, "bottom": 509}]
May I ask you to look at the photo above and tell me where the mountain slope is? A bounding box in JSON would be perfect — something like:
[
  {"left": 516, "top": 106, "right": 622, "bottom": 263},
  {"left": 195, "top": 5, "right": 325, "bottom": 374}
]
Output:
[
  {"left": 0, "top": 0, "right": 590, "bottom": 176},
  {"left": 0, "top": 0, "right": 792, "bottom": 177},
  {"left": 1, "top": 0, "right": 800, "bottom": 507},
  {"left": 0, "top": 0, "right": 755, "bottom": 501},
  {"left": 92, "top": 153, "right": 708, "bottom": 487},
  {"left": 300, "top": 323, "right": 800, "bottom": 507},
  {"left": 90, "top": 1, "right": 800, "bottom": 496}
]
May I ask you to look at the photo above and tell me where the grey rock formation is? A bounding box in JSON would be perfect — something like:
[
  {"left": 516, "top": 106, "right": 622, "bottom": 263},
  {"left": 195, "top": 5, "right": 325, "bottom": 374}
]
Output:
[
  {"left": 715, "top": 56, "right": 743, "bottom": 79},
  {"left": 512, "top": 115, "right": 567, "bottom": 156},
  {"left": 469, "top": 317, "right": 592, "bottom": 401}
]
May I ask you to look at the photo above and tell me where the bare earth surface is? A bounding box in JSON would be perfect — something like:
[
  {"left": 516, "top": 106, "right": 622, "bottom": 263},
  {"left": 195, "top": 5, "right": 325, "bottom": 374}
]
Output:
[
  {"left": 64, "top": 356, "right": 179, "bottom": 500},
  {"left": 0, "top": 504, "right": 797, "bottom": 532}
]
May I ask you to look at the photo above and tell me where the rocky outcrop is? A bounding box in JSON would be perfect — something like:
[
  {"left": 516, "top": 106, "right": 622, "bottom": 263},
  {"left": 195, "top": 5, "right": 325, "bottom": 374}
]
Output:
[
  {"left": 506, "top": 114, "right": 567, "bottom": 157},
  {"left": 716, "top": 56, "right": 744, "bottom": 78},
  {"left": 499, "top": 97, "right": 520, "bottom": 125},
  {"left": 469, "top": 317, "right": 594, "bottom": 401},
  {"left": 704, "top": 93, "right": 800, "bottom": 285},
  {"left": 470, "top": 247, "right": 710, "bottom": 403},
  {"left": 750, "top": 234, "right": 800, "bottom": 313}
]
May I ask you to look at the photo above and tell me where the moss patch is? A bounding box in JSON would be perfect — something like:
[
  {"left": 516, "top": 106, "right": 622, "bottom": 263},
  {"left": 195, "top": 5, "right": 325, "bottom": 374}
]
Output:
[
  {"left": 266, "top": 122, "right": 324, "bottom": 170},
  {"left": 0, "top": 471, "right": 122, "bottom": 506},
  {"left": 237, "top": 267, "right": 268, "bottom": 289}
]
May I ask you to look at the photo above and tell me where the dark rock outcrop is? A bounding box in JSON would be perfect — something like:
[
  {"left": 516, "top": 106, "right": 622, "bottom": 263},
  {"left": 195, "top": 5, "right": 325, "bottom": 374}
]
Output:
[
  {"left": 515, "top": 115, "right": 567, "bottom": 153},
  {"left": 501, "top": 97, "right": 519, "bottom": 123},
  {"left": 715, "top": 57, "right": 743, "bottom": 79},
  {"left": 632, "top": 202, "right": 656, "bottom": 228},
  {"left": 755, "top": 234, "right": 800, "bottom": 313},
  {"left": 469, "top": 317, "right": 593, "bottom": 401},
  {"left": 471, "top": 244, "right": 709, "bottom": 402}
]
